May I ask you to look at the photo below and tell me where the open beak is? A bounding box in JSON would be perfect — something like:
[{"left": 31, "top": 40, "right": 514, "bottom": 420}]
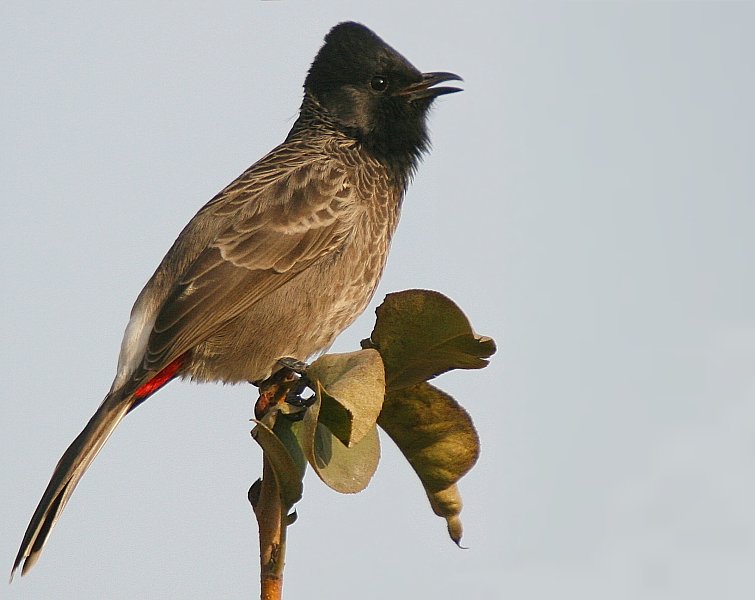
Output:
[{"left": 396, "top": 71, "right": 463, "bottom": 100}]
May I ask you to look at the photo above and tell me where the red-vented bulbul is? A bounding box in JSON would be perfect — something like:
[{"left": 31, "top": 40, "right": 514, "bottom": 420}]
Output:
[{"left": 12, "top": 21, "right": 461, "bottom": 576}]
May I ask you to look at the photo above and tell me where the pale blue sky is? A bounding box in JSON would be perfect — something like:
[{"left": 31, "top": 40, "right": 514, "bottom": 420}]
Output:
[{"left": 2, "top": 2, "right": 755, "bottom": 599}]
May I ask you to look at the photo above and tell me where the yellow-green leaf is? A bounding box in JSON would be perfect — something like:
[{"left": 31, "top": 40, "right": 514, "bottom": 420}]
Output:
[
  {"left": 272, "top": 416, "right": 307, "bottom": 484},
  {"left": 307, "top": 349, "right": 385, "bottom": 447},
  {"left": 378, "top": 382, "right": 479, "bottom": 543},
  {"left": 427, "top": 485, "right": 465, "bottom": 546},
  {"left": 301, "top": 386, "right": 381, "bottom": 494},
  {"left": 365, "top": 289, "right": 496, "bottom": 391},
  {"left": 251, "top": 419, "right": 304, "bottom": 510}
]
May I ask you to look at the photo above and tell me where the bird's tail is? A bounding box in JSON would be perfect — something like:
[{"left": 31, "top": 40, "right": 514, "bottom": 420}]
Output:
[{"left": 11, "top": 390, "right": 134, "bottom": 579}]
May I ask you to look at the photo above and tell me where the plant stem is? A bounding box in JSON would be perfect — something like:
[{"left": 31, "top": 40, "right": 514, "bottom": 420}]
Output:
[{"left": 254, "top": 455, "right": 287, "bottom": 600}]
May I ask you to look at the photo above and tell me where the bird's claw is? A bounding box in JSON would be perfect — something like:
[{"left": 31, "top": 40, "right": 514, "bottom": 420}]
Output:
[
  {"left": 284, "top": 373, "right": 315, "bottom": 411},
  {"left": 277, "top": 357, "right": 309, "bottom": 374},
  {"left": 285, "top": 391, "right": 315, "bottom": 409}
]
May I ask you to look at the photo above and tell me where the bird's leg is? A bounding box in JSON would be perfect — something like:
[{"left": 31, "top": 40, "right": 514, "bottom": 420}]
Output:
[{"left": 276, "top": 357, "right": 309, "bottom": 374}]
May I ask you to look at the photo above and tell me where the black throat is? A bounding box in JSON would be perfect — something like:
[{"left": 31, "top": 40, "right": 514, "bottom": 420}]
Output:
[{"left": 287, "top": 94, "right": 427, "bottom": 191}]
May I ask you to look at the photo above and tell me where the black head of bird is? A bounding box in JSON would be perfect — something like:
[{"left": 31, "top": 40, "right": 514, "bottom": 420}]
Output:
[{"left": 301, "top": 22, "right": 462, "bottom": 175}]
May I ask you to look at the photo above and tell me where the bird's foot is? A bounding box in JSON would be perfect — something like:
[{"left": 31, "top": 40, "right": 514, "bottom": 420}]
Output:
[
  {"left": 285, "top": 388, "right": 315, "bottom": 408},
  {"left": 282, "top": 373, "right": 315, "bottom": 421},
  {"left": 254, "top": 360, "right": 314, "bottom": 420},
  {"left": 254, "top": 367, "right": 299, "bottom": 419}
]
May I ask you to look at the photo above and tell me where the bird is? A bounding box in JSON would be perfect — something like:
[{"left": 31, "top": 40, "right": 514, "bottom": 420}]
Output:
[{"left": 12, "top": 21, "right": 461, "bottom": 577}]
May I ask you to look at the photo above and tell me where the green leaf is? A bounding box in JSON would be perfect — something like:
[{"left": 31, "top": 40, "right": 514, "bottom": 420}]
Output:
[
  {"left": 364, "top": 289, "right": 496, "bottom": 391},
  {"left": 272, "top": 416, "right": 307, "bottom": 484},
  {"left": 378, "top": 382, "right": 480, "bottom": 543},
  {"left": 301, "top": 384, "right": 381, "bottom": 494},
  {"left": 251, "top": 419, "right": 304, "bottom": 510},
  {"left": 307, "top": 349, "right": 385, "bottom": 447}
]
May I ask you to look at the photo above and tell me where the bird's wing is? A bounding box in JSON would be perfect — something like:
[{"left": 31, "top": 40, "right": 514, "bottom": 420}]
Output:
[{"left": 141, "top": 155, "right": 362, "bottom": 375}]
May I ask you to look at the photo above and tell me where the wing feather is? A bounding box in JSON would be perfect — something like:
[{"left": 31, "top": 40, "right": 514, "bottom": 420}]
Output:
[{"left": 143, "top": 158, "right": 360, "bottom": 371}]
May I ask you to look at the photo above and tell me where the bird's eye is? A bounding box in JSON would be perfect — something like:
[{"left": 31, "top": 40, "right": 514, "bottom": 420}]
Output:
[{"left": 370, "top": 76, "right": 388, "bottom": 92}]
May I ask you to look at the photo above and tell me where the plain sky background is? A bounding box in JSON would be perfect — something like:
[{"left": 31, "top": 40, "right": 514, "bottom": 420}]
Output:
[{"left": 2, "top": 2, "right": 755, "bottom": 599}]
